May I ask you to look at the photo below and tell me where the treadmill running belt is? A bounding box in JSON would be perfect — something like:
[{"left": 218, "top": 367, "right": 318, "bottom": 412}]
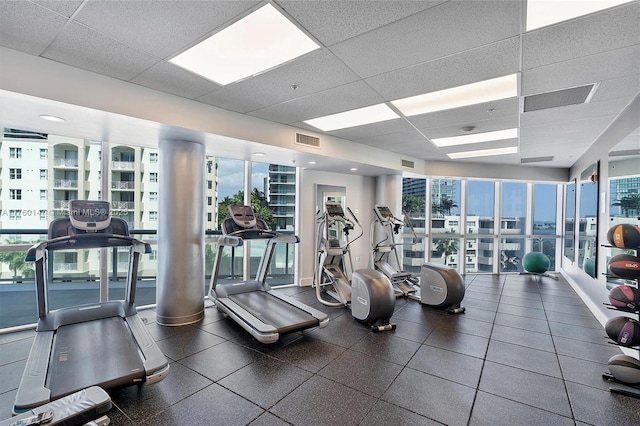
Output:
[
  {"left": 229, "top": 292, "right": 318, "bottom": 334},
  {"left": 47, "top": 317, "right": 145, "bottom": 399}
]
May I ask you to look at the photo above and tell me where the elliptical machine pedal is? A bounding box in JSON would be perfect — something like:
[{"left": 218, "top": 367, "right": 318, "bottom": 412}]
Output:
[{"left": 371, "top": 320, "right": 396, "bottom": 332}]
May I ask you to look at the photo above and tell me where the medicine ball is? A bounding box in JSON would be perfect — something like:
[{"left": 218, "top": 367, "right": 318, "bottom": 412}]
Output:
[
  {"left": 605, "top": 316, "right": 640, "bottom": 347},
  {"left": 608, "top": 254, "right": 640, "bottom": 280},
  {"left": 607, "top": 224, "right": 640, "bottom": 249},
  {"left": 608, "top": 354, "right": 640, "bottom": 384},
  {"left": 608, "top": 285, "right": 640, "bottom": 311}
]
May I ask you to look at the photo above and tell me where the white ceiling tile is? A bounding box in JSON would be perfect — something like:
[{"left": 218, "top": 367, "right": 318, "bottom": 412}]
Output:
[
  {"left": 42, "top": 21, "right": 160, "bottom": 81},
  {"left": 196, "top": 49, "right": 360, "bottom": 114},
  {"left": 328, "top": 118, "right": 417, "bottom": 141},
  {"left": 522, "top": 45, "right": 640, "bottom": 96},
  {"left": 330, "top": 0, "right": 522, "bottom": 78},
  {"left": 247, "top": 81, "right": 385, "bottom": 124},
  {"left": 131, "top": 61, "right": 220, "bottom": 100},
  {"left": 0, "top": 1, "right": 68, "bottom": 55},
  {"left": 418, "top": 115, "right": 520, "bottom": 140},
  {"left": 34, "top": 0, "right": 84, "bottom": 17},
  {"left": 523, "top": 2, "right": 639, "bottom": 70},
  {"left": 521, "top": 98, "right": 633, "bottom": 128},
  {"left": 590, "top": 75, "right": 640, "bottom": 103},
  {"left": 276, "top": 0, "right": 443, "bottom": 46},
  {"left": 73, "top": 0, "right": 259, "bottom": 58},
  {"left": 406, "top": 98, "right": 520, "bottom": 133},
  {"left": 365, "top": 37, "right": 521, "bottom": 101}
]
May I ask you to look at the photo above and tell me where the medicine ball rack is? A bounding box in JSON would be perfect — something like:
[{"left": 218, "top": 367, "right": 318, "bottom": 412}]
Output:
[{"left": 601, "top": 242, "right": 640, "bottom": 399}]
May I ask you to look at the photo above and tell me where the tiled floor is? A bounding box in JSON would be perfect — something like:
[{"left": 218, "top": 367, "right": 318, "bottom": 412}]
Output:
[{"left": 2, "top": 274, "right": 640, "bottom": 425}]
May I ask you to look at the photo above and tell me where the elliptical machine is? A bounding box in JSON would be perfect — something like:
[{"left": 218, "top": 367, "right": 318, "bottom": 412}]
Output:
[
  {"left": 371, "top": 204, "right": 466, "bottom": 314},
  {"left": 314, "top": 202, "right": 396, "bottom": 331},
  {"left": 371, "top": 205, "right": 420, "bottom": 298}
]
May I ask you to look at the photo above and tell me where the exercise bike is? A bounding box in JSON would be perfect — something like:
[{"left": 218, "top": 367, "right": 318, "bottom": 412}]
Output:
[
  {"left": 370, "top": 205, "right": 420, "bottom": 298},
  {"left": 313, "top": 202, "right": 396, "bottom": 331}
]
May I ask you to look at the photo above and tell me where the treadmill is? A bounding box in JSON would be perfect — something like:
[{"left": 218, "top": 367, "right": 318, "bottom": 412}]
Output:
[
  {"left": 13, "top": 200, "right": 169, "bottom": 414},
  {"left": 209, "top": 205, "right": 328, "bottom": 344}
]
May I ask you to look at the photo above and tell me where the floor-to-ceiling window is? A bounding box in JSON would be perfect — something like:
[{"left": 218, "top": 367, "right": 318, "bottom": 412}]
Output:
[
  {"left": 532, "top": 183, "right": 558, "bottom": 270},
  {"left": 499, "top": 182, "right": 526, "bottom": 273},
  {"left": 466, "top": 180, "right": 495, "bottom": 273}
]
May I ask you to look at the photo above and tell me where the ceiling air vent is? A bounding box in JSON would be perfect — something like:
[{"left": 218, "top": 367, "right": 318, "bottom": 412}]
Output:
[
  {"left": 524, "top": 83, "right": 598, "bottom": 112},
  {"left": 521, "top": 156, "right": 554, "bottom": 164},
  {"left": 295, "top": 132, "right": 320, "bottom": 148},
  {"left": 401, "top": 159, "right": 415, "bottom": 168}
]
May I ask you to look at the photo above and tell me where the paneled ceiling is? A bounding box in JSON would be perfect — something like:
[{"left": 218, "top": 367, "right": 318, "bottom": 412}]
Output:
[{"left": 0, "top": 0, "right": 639, "bottom": 173}]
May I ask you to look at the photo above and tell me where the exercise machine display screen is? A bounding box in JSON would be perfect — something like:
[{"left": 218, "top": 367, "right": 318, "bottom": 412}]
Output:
[
  {"left": 325, "top": 202, "right": 345, "bottom": 217},
  {"left": 375, "top": 206, "right": 394, "bottom": 220},
  {"left": 69, "top": 200, "right": 112, "bottom": 231}
]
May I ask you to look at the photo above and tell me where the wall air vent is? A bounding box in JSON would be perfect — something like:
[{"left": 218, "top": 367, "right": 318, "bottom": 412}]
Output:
[
  {"left": 401, "top": 159, "right": 415, "bottom": 168},
  {"left": 295, "top": 132, "right": 320, "bottom": 148},
  {"left": 524, "top": 83, "right": 598, "bottom": 112},
  {"left": 520, "top": 156, "right": 554, "bottom": 163}
]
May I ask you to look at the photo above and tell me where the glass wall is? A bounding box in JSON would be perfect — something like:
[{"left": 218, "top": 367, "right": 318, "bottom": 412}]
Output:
[
  {"left": 402, "top": 177, "right": 426, "bottom": 273},
  {"left": 0, "top": 128, "right": 300, "bottom": 330},
  {"left": 500, "top": 182, "right": 526, "bottom": 272},
  {"left": 532, "top": 183, "right": 558, "bottom": 270}
]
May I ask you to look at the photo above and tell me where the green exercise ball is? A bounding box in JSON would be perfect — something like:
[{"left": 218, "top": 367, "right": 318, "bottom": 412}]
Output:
[{"left": 522, "top": 252, "right": 550, "bottom": 274}]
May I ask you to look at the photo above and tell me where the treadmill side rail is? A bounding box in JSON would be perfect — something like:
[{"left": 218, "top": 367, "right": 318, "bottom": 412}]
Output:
[
  {"left": 126, "top": 314, "right": 170, "bottom": 382},
  {"left": 13, "top": 332, "right": 53, "bottom": 413}
]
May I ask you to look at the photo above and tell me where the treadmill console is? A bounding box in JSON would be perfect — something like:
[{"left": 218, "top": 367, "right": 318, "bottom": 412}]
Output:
[
  {"left": 69, "top": 200, "right": 112, "bottom": 231},
  {"left": 229, "top": 205, "right": 257, "bottom": 228}
]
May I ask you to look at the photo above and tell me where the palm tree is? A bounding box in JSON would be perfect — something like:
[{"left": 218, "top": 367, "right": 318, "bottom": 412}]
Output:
[
  {"left": 612, "top": 195, "right": 640, "bottom": 218},
  {"left": 439, "top": 196, "right": 458, "bottom": 215},
  {"left": 433, "top": 239, "right": 458, "bottom": 266},
  {"left": 0, "top": 241, "right": 35, "bottom": 279}
]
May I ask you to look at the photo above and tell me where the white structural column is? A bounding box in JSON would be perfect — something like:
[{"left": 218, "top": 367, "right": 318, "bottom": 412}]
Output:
[
  {"left": 156, "top": 139, "right": 205, "bottom": 326},
  {"left": 375, "top": 174, "right": 402, "bottom": 215}
]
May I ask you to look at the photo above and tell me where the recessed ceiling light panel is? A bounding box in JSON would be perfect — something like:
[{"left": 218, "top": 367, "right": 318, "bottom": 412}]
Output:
[
  {"left": 304, "top": 104, "right": 400, "bottom": 132},
  {"left": 526, "top": 0, "right": 633, "bottom": 31},
  {"left": 391, "top": 74, "right": 518, "bottom": 117},
  {"left": 431, "top": 128, "right": 518, "bottom": 147},
  {"left": 447, "top": 146, "right": 518, "bottom": 159},
  {"left": 39, "top": 114, "right": 65, "bottom": 122},
  {"left": 169, "top": 3, "right": 319, "bottom": 85}
]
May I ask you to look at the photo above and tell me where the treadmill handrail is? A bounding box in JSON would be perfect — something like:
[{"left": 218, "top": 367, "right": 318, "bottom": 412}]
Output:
[{"left": 26, "top": 233, "right": 150, "bottom": 262}]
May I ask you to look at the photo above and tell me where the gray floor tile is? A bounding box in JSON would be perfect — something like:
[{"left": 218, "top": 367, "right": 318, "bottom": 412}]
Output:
[
  {"left": 553, "top": 335, "right": 623, "bottom": 364},
  {"left": 479, "top": 361, "right": 572, "bottom": 417},
  {"left": 270, "top": 375, "right": 376, "bottom": 426},
  {"left": 458, "top": 306, "right": 497, "bottom": 323},
  {"left": 469, "top": 391, "right": 574, "bottom": 426},
  {"left": 408, "top": 344, "right": 484, "bottom": 388},
  {"left": 382, "top": 368, "right": 475, "bottom": 425},
  {"left": 494, "top": 312, "right": 550, "bottom": 334},
  {"left": 436, "top": 314, "right": 495, "bottom": 338},
  {"left": 548, "top": 320, "right": 609, "bottom": 345},
  {"left": 500, "top": 295, "right": 544, "bottom": 309},
  {"left": 543, "top": 301, "right": 594, "bottom": 317},
  {"left": 425, "top": 328, "right": 490, "bottom": 359},
  {"left": 155, "top": 326, "right": 225, "bottom": 360},
  {"left": 498, "top": 303, "right": 547, "bottom": 320},
  {"left": 566, "top": 381, "right": 640, "bottom": 426},
  {"left": 558, "top": 354, "right": 612, "bottom": 391},
  {"left": 360, "top": 400, "right": 441, "bottom": 426},
  {"left": 305, "top": 313, "right": 369, "bottom": 348},
  {"left": 218, "top": 356, "right": 313, "bottom": 409},
  {"left": 0, "top": 389, "right": 17, "bottom": 420},
  {"left": 272, "top": 334, "right": 345, "bottom": 373},
  {"left": 461, "top": 296, "right": 499, "bottom": 312},
  {"left": 544, "top": 310, "right": 602, "bottom": 329},
  {"left": 486, "top": 339, "right": 562, "bottom": 378},
  {"left": 0, "top": 338, "right": 32, "bottom": 367},
  {"left": 0, "top": 330, "right": 34, "bottom": 345},
  {"left": 249, "top": 411, "right": 291, "bottom": 426},
  {"left": 0, "top": 359, "right": 26, "bottom": 394},
  {"left": 109, "top": 362, "right": 213, "bottom": 424},
  {"left": 350, "top": 331, "right": 421, "bottom": 365},
  {"left": 179, "top": 340, "right": 264, "bottom": 382},
  {"left": 386, "top": 318, "right": 433, "bottom": 343},
  {"left": 318, "top": 349, "right": 403, "bottom": 398},
  {"left": 490, "top": 323, "right": 555, "bottom": 352},
  {"left": 143, "top": 383, "right": 263, "bottom": 426}
]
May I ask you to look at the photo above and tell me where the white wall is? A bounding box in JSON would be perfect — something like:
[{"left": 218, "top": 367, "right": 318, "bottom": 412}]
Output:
[{"left": 298, "top": 169, "right": 376, "bottom": 286}]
